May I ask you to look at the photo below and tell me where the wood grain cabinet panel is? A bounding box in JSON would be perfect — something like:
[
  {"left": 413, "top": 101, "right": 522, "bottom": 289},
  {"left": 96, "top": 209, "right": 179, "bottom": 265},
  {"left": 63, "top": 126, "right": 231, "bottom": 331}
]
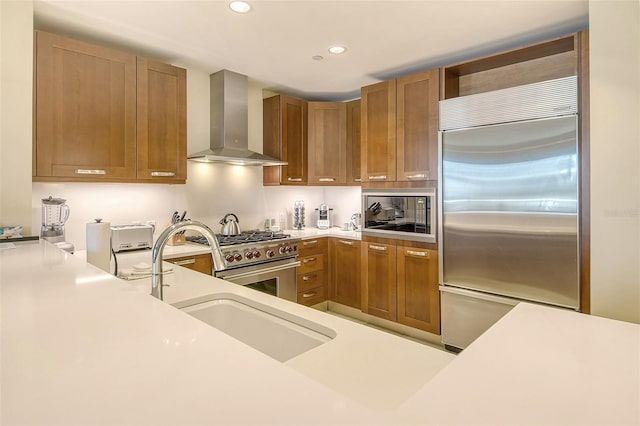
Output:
[
  {"left": 136, "top": 58, "right": 187, "bottom": 182},
  {"left": 346, "top": 99, "right": 362, "bottom": 184},
  {"left": 396, "top": 69, "right": 439, "bottom": 182},
  {"left": 34, "top": 31, "right": 137, "bottom": 180},
  {"left": 329, "top": 238, "right": 361, "bottom": 309},
  {"left": 361, "top": 80, "right": 396, "bottom": 183},
  {"left": 396, "top": 246, "right": 440, "bottom": 334},
  {"left": 263, "top": 95, "right": 308, "bottom": 185},
  {"left": 361, "top": 241, "right": 397, "bottom": 321},
  {"left": 296, "top": 238, "right": 328, "bottom": 306},
  {"left": 308, "top": 102, "right": 346, "bottom": 185},
  {"left": 166, "top": 253, "right": 213, "bottom": 275}
]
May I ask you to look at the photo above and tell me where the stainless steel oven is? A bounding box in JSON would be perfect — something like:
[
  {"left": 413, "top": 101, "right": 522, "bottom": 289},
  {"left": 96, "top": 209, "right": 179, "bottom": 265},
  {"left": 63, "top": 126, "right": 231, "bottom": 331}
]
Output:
[
  {"left": 362, "top": 188, "right": 436, "bottom": 243},
  {"left": 215, "top": 257, "right": 300, "bottom": 302}
]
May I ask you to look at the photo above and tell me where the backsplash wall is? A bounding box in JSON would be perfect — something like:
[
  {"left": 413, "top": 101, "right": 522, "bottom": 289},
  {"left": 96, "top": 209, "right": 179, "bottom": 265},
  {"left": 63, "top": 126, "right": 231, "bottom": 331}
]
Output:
[{"left": 32, "top": 168, "right": 361, "bottom": 250}]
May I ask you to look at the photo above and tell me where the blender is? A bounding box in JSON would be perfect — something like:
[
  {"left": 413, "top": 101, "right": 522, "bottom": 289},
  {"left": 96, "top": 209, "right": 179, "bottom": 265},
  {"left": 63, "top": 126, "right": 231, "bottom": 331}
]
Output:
[{"left": 41, "top": 196, "right": 74, "bottom": 253}]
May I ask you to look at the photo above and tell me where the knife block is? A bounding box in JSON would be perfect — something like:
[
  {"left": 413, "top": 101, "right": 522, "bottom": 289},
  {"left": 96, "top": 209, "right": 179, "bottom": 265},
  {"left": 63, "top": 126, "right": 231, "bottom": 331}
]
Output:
[{"left": 167, "top": 233, "right": 185, "bottom": 246}]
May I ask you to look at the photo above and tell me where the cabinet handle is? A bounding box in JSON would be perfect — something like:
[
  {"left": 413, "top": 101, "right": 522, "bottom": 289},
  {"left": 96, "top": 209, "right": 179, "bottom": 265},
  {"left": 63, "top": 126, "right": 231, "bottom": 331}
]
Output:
[
  {"left": 151, "top": 171, "right": 176, "bottom": 177},
  {"left": 302, "top": 274, "right": 316, "bottom": 281},
  {"left": 368, "top": 175, "right": 387, "bottom": 180},
  {"left": 339, "top": 240, "right": 354, "bottom": 246},
  {"left": 75, "top": 169, "right": 106, "bottom": 175},
  {"left": 287, "top": 177, "right": 302, "bottom": 182},
  {"left": 406, "top": 173, "right": 426, "bottom": 179},
  {"left": 302, "top": 291, "right": 317, "bottom": 298},
  {"left": 318, "top": 178, "right": 336, "bottom": 182},
  {"left": 303, "top": 240, "right": 318, "bottom": 246},
  {"left": 303, "top": 257, "right": 317, "bottom": 263},
  {"left": 354, "top": 178, "right": 362, "bottom": 182},
  {"left": 173, "top": 258, "right": 196, "bottom": 266},
  {"left": 407, "top": 250, "right": 429, "bottom": 258},
  {"left": 369, "top": 245, "right": 387, "bottom": 251}
]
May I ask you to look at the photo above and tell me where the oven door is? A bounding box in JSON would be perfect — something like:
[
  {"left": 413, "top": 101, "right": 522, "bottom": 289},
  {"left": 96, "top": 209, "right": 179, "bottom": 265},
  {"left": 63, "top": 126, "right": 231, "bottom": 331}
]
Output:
[{"left": 215, "top": 258, "right": 300, "bottom": 302}]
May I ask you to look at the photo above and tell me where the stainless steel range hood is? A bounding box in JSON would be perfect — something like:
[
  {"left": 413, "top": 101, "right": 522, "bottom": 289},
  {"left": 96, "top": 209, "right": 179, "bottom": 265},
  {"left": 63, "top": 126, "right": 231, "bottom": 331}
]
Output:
[{"left": 187, "top": 69, "right": 286, "bottom": 166}]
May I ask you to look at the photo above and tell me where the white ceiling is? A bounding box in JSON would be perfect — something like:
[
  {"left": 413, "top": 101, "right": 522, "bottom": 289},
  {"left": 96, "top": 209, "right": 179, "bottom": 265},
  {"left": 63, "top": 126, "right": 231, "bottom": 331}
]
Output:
[{"left": 33, "top": 0, "right": 589, "bottom": 101}]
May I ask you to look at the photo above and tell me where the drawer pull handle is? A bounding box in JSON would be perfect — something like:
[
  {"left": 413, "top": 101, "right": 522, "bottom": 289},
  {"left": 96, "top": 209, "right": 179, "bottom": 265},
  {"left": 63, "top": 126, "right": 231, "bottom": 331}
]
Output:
[
  {"left": 318, "top": 178, "right": 336, "bottom": 182},
  {"left": 354, "top": 178, "right": 362, "bottom": 182},
  {"left": 368, "top": 175, "right": 387, "bottom": 180},
  {"left": 151, "top": 171, "right": 176, "bottom": 177},
  {"left": 339, "top": 240, "right": 354, "bottom": 246},
  {"left": 174, "top": 258, "right": 196, "bottom": 266},
  {"left": 303, "top": 240, "right": 318, "bottom": 246},
  {"left": 407, "top": 250, "right": 428, "bottom": 257},
  {"left": 406, "top": 173, "right": 426, "bottom": 179},
  {"left": 75, "top": 169, "right": 106, "bottom": 175},
  {"left": 302, "top": 291, "right": 317, "bottom": 298},
  {"left": 287, "top": 177, "right": 302, "bottom": 182},
  {"left": 369, "top": 245, "right": 387, "bottom": 251},
  {"left": 302, "top": 274, "right": 316, "bottom": 281},
  {"left": 303, "top": 257, "right": 317, "bottom": 263}
]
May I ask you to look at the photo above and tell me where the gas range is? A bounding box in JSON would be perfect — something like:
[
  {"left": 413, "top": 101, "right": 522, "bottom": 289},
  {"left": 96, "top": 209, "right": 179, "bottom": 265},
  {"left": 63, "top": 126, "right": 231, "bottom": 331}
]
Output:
[{"left": 187, "top": 230, "right": 300, "bottom": 269}]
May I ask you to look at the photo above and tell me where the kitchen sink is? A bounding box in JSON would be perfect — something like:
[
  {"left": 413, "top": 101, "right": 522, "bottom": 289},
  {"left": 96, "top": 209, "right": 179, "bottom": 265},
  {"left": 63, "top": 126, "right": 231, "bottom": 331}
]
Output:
[{"left": 179, "top": 293, "right": 336, "bottom": 362}]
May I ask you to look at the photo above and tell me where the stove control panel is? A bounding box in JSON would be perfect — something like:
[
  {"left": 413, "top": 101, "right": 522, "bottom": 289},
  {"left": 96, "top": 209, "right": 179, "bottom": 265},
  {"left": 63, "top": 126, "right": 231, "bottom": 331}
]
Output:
[{"left": 221, "top": 241, "right": 298, "bottom": 267}]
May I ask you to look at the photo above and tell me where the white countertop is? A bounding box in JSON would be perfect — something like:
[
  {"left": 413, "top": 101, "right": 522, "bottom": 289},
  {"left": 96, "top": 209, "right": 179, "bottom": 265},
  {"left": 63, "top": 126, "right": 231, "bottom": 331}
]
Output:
[{"left": 1, "top": 240, "right": 638, "bottom": 425}]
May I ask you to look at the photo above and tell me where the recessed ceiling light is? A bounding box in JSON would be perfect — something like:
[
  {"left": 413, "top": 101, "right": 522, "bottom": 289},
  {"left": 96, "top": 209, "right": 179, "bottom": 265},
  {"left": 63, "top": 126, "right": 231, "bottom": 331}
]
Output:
[
  {"left": 229, "top": 1, "right": 251, "bottom": 13},
  {"left": 328, "top": 45, "right": 347, "bottom": 54},
  {"left": 312, "top": 55, "right": 324, "bottom": 61}
]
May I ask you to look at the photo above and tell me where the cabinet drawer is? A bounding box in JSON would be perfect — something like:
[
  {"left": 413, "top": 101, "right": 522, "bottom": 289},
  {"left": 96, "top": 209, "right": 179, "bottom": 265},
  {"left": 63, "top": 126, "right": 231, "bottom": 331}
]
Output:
[
  {"left": 297, "top": 286, "right": 326, "bottom": 306},
  {"left": 297, "top": 269, "right": 326, "bottom": 293},
  {"left": 166, "top": 254, "right": 212, "bottom": 275},
  {"left": 298, "top": 238, "right": 328, "bottom": 256},
  {"left": 298, "top": 253, "right": 325, "bottom": 275}
]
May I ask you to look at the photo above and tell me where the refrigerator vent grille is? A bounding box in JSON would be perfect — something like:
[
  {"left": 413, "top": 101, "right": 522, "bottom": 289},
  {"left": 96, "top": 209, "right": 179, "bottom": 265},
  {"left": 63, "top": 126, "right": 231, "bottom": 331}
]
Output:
[{"left": 439, "top": 76, "right": 578, "bottom": 131}]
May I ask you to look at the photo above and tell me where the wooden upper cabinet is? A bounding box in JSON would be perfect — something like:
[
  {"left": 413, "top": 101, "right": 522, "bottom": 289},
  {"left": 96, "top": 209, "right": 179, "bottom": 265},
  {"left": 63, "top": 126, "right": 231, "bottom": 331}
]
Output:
[
  {"left": 136, "top": 58, "right": 187, "bottom": 182},
  {"left": 361, "top": 80, "right": 396, "bottom": 183},
  {"left": 34, "top": 31, "right": 137, "bottom": 180},
  {"left": 346, "top": 99, "right": 362, "bottom": 184},
  {"left": 397, "top": 246, "right": 440, "bottom": 334},
  {"left": 262, "top": 95, "right": 308, "bottom": 185},
  {"left": 329, "top": 238, "right": 361, "bottom": 309},
  {"left": 308, "top": 102, "right": 346, "bottom": 185},
  {"left": 396, "top": 69, "right": 439, "bottom": 182},
  {"left": 361, "top": 241, "right": 397, "bottom": 321}
]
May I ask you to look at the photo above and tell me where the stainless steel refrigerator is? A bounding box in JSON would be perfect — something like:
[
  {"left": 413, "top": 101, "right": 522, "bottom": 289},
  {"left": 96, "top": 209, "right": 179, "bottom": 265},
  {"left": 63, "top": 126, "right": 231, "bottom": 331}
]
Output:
[{"left": 438, "top": 76, "right": 580, "bottom": 351}]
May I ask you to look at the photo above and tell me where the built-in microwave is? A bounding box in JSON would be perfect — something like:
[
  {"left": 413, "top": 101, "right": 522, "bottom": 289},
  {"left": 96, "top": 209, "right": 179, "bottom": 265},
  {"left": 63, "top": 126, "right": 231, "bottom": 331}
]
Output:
[{"left": 362, "top": 188, "right": 436, "bottom": 243}]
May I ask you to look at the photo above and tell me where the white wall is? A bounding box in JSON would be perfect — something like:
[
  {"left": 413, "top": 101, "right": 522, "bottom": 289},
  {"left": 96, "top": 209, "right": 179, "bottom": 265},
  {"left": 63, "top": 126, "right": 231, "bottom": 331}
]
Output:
[
  {"left": 0, "top": 1, "right": 33, "bottom": 235},
  {"left": 589, "top": 0, "right": 640, "bottom": 323}
]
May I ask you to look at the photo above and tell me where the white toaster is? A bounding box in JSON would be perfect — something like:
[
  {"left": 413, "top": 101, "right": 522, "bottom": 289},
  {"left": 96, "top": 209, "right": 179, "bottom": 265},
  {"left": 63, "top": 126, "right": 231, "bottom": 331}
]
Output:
[{"left": 110, "top": 224, "right": 154, "bottom": 252}]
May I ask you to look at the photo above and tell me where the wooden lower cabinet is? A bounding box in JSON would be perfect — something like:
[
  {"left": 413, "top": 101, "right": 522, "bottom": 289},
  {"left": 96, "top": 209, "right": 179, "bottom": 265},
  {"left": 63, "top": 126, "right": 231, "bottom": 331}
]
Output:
[
  {"left": 296, "top": 238, "right": 328, "bottom": 306},
  {"left": 329, "top": 238, "right": 361, "bottom": 309},
  {"left": 397, "top": 247, "right": 440, "bottom": 334},
  {"left": 361, "top": 242, "right": 397, "bottom": 321},
  {"left": 165, "top": 253, "right": 212, "bottom": 275}
]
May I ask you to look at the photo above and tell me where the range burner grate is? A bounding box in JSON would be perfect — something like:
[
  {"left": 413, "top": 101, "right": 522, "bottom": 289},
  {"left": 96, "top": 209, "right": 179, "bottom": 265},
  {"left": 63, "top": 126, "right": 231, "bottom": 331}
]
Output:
[{"left": 186, "top": 230, "right": 291, "bottom": 247}]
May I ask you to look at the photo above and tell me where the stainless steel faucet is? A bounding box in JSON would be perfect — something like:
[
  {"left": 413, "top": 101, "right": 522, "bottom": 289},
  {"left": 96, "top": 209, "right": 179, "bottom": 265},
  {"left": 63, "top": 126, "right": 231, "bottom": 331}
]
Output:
[{"left": 151, "top": 220, "right": 222, "bottom": 300}]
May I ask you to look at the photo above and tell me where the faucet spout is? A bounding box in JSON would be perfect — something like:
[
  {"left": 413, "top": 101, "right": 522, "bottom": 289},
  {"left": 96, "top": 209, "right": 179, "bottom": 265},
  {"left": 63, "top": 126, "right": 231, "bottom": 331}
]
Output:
[{"left": 151, "top": 220, "right": 221, "bottom": 300}]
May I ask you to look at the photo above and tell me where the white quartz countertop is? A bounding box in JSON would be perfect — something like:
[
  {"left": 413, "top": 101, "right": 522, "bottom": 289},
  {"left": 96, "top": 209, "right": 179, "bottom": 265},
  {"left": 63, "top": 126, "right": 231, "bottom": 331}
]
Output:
[{"left": 1, "top": 240, "right": 638, "bottom": 425}]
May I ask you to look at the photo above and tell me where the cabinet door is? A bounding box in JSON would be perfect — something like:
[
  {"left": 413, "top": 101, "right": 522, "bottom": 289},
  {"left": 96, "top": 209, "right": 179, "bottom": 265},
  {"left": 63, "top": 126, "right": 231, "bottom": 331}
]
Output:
[
  {"left": 263, "top": 96, "right": 282, "bottom": 185},
  {"left": 361, "top": 242, "right": 397, "bottom": 320},
  {"left": 136, "top": 58, "right": 187, "bottom": 183},
  {"left": 396, "top": 69, "right": 439, "bottom": 182},
  {"left": 167, "top": 254, "right": 213, "bottom": 275},
  {"left": 329, "top": 238, "right": 361, "bottom": 309},
  {"left": 361, "top": 80, "right": 396, "bottom": 183},
  {"left": 346, "top": 99, "right": 362, "bottom": 185},
  {"left": 281, "top": 95, "right": 308, "bottom": 184},
  {"left": 34, "top": 31, "right": 137, "bottom": 180},
  {"left": 397, "top": 246, "right": 440, "bottom": 334},
  {"left": 308, "top": 102, "right": 346, "bottom": 185}
]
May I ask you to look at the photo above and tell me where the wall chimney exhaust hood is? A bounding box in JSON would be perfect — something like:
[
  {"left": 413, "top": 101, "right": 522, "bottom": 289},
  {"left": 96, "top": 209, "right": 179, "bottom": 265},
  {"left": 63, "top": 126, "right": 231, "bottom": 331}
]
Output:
[{"left": 187, "top": 69, "right": 286, "bottom": 166}]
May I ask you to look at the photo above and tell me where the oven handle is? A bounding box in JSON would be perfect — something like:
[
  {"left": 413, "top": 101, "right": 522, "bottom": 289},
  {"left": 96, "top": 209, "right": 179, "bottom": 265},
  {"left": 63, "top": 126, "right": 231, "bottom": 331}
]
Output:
[{"left": 220, "top": 260, "right": 301, "bottom": 281}]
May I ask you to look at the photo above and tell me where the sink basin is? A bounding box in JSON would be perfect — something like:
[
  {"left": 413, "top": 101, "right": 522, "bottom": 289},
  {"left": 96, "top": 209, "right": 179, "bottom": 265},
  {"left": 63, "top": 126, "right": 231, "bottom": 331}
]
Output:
[{"left": 180, "top": 293, "right": 336, "bottom": 362}]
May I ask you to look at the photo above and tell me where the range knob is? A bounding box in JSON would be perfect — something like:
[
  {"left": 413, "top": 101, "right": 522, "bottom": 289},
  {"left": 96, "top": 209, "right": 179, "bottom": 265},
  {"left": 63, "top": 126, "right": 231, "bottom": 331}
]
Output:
[
  {"left": 244, "top": 251, "right": 253, "bottom": 259},
  {"left": 225, "top": 253, "right": 235, "bottom": 263},
  {"left": 266, "top": 249, "right": 275, "bottom": 258},
  {"left": 279, "top": 246, "right": 286, "bottom": 255},
  {"left": 252, "top": 250, "right": 261, "bottom": 259},
  {"left": 233, "top": 253, "right": 242, "bottom": 262}
]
